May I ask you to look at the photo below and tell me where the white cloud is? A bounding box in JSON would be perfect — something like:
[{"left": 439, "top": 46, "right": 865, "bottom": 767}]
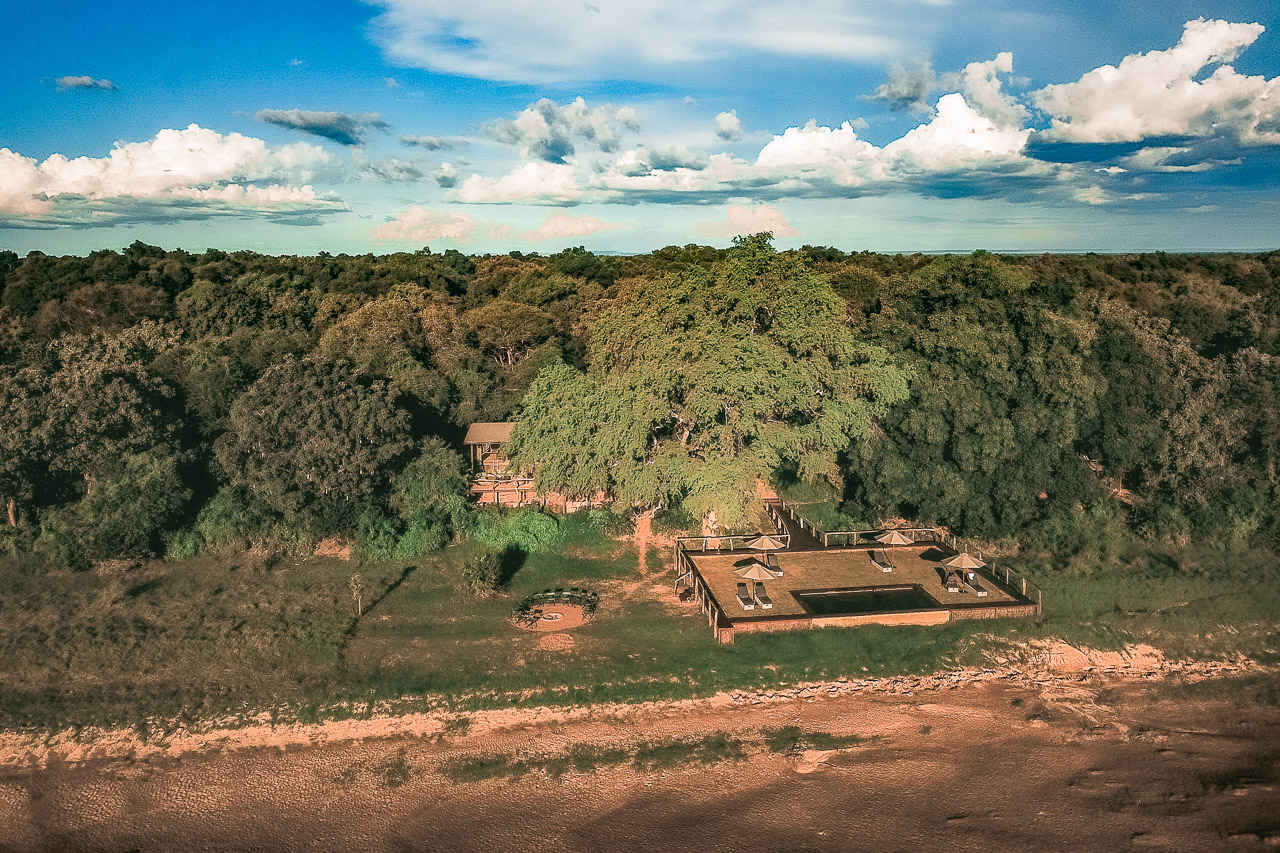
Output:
[
  {"left": 756, "top": 120, "right": 880, "bottom": 185},
  {"left": 367, "top": 0, "right": 919, "bottom": 83},
  {"left": 699, "top": 204, "right": 797, "bottom": 238},
  {"left": 955, "top": 52, "right": 1027, "bottom": 128},
  {"left": 54, "top": 75, "right": 117, "bottom": 91},
  {"left": 1034, "top": 18, "right": 1280, "bottom": 143},
  {"left": 0, "top": 124, "right": 340, "bottom": 223},
  {"left": 884, "top": 93, "right": 1030, "bottom": 170},
  {"left": 715, "top": 110, "right": 744, "bottom": 142},
  {"left": 485, "top": 97, "right": 639, "bottom": 163},
  {"left": 588, "top": 94, "right": 1040, "bottom": 204},
  {"left": 455, "top": 162, "right": 582, "bottom": 204},
  {"left": 1119, "top": 146, "right": 1240, "bottom": 173},
  {"left": 373, "top": 207, "right": 479, "bottom": 242},
  {"left": 523, "top": 211, "right": 623, "bottom": 241},
  {"left": 729, "top": 204, "right": 796, "bottom": 236}
]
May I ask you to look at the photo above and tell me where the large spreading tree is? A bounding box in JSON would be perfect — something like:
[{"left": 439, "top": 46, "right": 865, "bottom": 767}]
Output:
[{"left": 509, "top": 235, "right": 910, "bottom": 528}]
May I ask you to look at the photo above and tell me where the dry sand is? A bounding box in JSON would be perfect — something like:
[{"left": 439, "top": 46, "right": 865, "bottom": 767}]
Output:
[{"left": 1, "top": 645, "right": 1277, "bottom": 852}]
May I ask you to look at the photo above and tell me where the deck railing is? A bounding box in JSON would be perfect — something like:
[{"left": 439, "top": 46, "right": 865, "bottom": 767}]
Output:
[{"left": 766, "top": 499, "right": 1043, "bottom": 615}]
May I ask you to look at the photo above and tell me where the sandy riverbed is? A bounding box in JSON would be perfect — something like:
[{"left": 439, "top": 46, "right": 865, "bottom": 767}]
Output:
[{"left": 1, "top": 646, "right": 1277, "bottom": 852}]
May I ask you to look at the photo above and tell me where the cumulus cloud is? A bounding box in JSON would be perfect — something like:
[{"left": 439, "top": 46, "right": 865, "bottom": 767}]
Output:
[
  {"left": 373, "top": 207, "right": 478, "bottom": 242},
  {"left": 523, "top": 211, "right": 623, "bottom": 241},
  {"left": 485, "top": 97, "right": 639, "bottom": 163},
  {"left": 610, "top": 146, "right": 710, "bottom": 177},
  {"left": 455, "top": 161, "right": 582, "bottom": 203},
  {"left": 435, "top": 162, "right": 459, "bottom": 188},
  {"left": 0, "top": 124, "right": 342, "bottom": 226},
  {"left": 756, "top": 120, "right": 880, "bottom": 185},
  {"left": 715, "top": 110, "right": 744, "bottom": 141},
  {"left": 590, "top": 92, "right": 1044, "bottom": 205},
  {"left": 868, "top": 56, "right": 935, "bottom": 113},
  {"left": 883, "top": 93, "right": 1030, "bottom": 170},
  {"left": 1034, "top": 18, "right": 1280, "bottom": 143},
  {"left": 366, "top": 0, "right": 912, "bottom": 83},
  {"left": 256, "top": 109, "right": 391, "bottom": 145},
  {"left": 399, "top": 134, "right": 465, "bottom": 150},
  {"left": 955, "top": 52, "right": 1027, "bottom": 128},
  {"left": 54, "top": 76, "right": 117, "bottom": 91},
  {"left": 701, "top": 204, "right": 797, "bottom": 237}
]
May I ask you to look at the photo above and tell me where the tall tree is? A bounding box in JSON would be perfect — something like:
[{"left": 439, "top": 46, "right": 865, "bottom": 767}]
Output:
[{"left": 510, "top": 234, "right": 910, "bottom": 527}]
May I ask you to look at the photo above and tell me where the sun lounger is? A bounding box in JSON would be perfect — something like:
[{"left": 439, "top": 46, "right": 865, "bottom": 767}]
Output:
[
  {"left": 766, "top": 553, "right": 783, "bottom": 576},
  {"left": 967, "top": 578, "right": 988, "bottom": 597},
  {"left": 943, "top": 572, "right": 962, "bottom": 593},
  {"left": 870, "top": 550, "right": 894, "bottom": 572},
  {"left": 736, "top": 582, "right": 755, "bottom": 610},
  {"left": 754, "top": 582, "right": 773, "bottom": 609}
]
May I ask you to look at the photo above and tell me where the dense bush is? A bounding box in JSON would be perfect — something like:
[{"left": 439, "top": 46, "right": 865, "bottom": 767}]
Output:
[{"left": 467, "top": 509, "right": 564, "bottom": 554}]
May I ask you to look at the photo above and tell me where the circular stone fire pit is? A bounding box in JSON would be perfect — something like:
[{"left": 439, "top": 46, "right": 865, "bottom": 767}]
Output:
[{"left": 511, "top": 589, "right": 599, "bottom": 632}]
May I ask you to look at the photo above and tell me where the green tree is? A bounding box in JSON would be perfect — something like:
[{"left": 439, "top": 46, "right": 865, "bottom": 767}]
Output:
[
  {"left": 216, "top": 358, "right": 414, "bottom": 525},
  {"left": 510, "top": 234, "right": 910, "bottom": 528},
  {"left": 846, "top": 254, "right": 1101, "bottom": 537}
]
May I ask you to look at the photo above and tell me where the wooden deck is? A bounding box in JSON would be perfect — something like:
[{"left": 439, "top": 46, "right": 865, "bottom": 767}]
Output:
[{"left": 689, "top": 544, "right": 1019, "bottom": 622}]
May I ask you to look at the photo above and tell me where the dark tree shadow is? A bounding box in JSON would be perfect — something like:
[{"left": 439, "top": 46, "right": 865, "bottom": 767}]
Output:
[{"left": 498, "top": 545, "right": 527, "bottom": 588}]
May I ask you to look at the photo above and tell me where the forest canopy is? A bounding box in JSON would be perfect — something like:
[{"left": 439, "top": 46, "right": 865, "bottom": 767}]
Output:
[{"left": 2, "top": 239, "right": 1280, "bottom": 566}]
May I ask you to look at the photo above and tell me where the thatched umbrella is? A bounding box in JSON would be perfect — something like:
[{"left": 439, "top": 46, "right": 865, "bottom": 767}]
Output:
[
  {"left": 747, "top": 533, "right": 787, "bottom": 551},
  {"left": 876, "top": 529, "right": 913, "bottom": 546},
  {"left": 944, "top": 552, "right": 986, "bottom": 570}
]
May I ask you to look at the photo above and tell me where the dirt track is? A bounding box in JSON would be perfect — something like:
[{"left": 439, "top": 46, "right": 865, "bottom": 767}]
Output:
[{"left": 1, "top": 650, "right": 1278, "bottom": 852}]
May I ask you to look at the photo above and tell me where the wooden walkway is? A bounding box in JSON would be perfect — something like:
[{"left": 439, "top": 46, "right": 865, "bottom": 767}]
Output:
[{"left": 764, "top": 499, "right": 825, "bottom": 550}]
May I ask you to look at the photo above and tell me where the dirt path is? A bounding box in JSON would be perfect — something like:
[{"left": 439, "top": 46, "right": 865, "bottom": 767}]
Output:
[
  {"left": 615, "top": 508, "right": 667, "bottom": 603},
  {"left": 1, "top": 661, "right": 1277, "bottom": 852}
]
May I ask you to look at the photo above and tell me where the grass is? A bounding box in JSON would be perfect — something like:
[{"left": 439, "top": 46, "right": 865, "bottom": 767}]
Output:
[
  {"left": 762, "top": 726, "right": 875, "bottom": 753},
  {"left": 441, "top": 732, "right": 748, "bottom": 782},
  {"left": 1145, "top": 672, "right": 1280, "bottom": 707},
  {"left": 440, "top": 727, "right": 884, "bottom": 783},
  {"left": 1, "top": 513, "right": 1278, "bottom": 734}
]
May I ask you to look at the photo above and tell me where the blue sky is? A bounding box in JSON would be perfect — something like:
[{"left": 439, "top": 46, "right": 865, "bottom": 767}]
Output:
[{"left": 1, "top": 1, "right": 1278, "bottom": 255}]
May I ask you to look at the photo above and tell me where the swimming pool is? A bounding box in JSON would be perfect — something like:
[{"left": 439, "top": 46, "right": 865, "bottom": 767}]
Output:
[{"left": 794, "top": 585, "right": 941, "bottom": 616}]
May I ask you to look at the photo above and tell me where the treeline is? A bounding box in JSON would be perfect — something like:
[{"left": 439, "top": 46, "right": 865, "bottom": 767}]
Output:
[{"left": 1, "top": 238, "right": 1278, "bottom": 568}]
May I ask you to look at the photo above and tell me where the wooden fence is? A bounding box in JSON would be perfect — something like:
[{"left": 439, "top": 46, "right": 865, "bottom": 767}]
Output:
[{"left": 767, "top": 498, "right": 1043, "bottom": 614}]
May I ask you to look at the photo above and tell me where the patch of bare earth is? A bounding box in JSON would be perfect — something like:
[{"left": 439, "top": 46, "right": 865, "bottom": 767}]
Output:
[
  {"left": 0, "top": 648, "right": 1276, "bottom": 852},
  {"left": 313, "top": 537, "right": 353, "bottom": 560}
]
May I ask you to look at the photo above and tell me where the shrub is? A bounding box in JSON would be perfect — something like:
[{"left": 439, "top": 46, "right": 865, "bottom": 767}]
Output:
[
  {"left": 394, "top": 512, "right": 451, "bottom": 559},
  {"left": 164, "top": 529, "right": 204, "bottom": 561},
  {"left": 356, "top": 508, "right": 402, "bottom": 562},
  {"left": 468, "top": 509, "right": 564, "bottom": 554},
  {"left": 461, "top": 548, "right": 504, "bottom": 596},
  {"left": 193, "top": 486, "right": 275, "bottom": 553},
  {"left": 588, "top": 508, "right": 634, "bottom": 537}
]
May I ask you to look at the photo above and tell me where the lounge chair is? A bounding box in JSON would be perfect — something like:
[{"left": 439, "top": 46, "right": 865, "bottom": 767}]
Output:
[
  {"left": 870, "top": 550, "right": 894, "bottom": 573},
  {"left": 766, "top": 553, "right": 783, "bottom": 576},
  {"left": 943, "top": 572, "right": 962, "bottom": 593},
  {"left": 754, "top": 582, "right": 773, "bottom": 609},
  {"left": 967, "top": 578, "right": 988, "bottom": 597},
  {"left": 736, "top": 582, "right": 755, "bottom": 610}
]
